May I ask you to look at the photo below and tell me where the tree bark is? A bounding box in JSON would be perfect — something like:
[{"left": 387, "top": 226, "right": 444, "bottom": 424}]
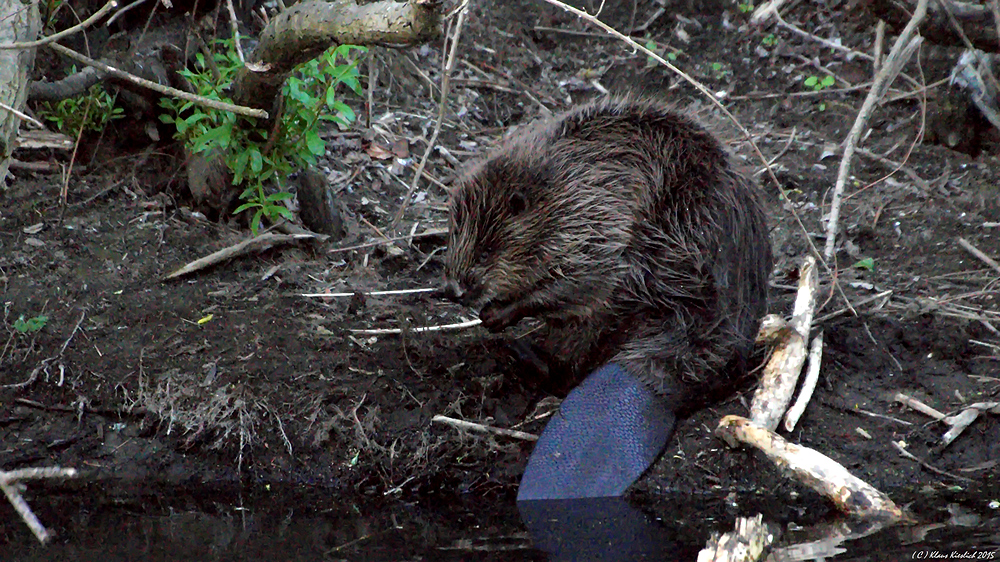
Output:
[
  {"left": 0, "top": 0, "right": 40, "bottom": 186},
  {"left": 232, "top": 0, "right": 441, "bottom": 121}
]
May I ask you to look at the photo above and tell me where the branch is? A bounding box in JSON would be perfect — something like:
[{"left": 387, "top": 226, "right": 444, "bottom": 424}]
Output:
[
  {"left": 0, "top": 0, "right": 117, "bottom": 50},
  {"left": 46, "top": 42, "right": 268, "bottom": 119},
  {"left": 824, "top": 0, "right": 928, "bottom": 260}
]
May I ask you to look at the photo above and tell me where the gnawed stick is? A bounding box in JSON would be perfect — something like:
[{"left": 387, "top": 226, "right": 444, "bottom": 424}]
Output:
[
  {"left": 164, "top": 233, "right": 316, "bottom": 280},
  {"left": 350, "top": 319, "right": 482, "bottom": 335},
  {"left": 895, "top": 393, "right": 1000, "bottom": 447},
  {"left": 698, "top": 513, "right": 777, "bottom": 562},
  {"left": 0, "top": 466, "right": 79, "bottom": 544},
  {"left": 432, "top": 415, "right": 538, "bottom": 441},
  {"left": 716, "top": 416, "right": 906, "bottom": 521},
  {"left": 783, "top": 330, "right": 824, "bottom": 432},
  {"left": 750, "top": 255, "right": 818, "bottom": 431}
]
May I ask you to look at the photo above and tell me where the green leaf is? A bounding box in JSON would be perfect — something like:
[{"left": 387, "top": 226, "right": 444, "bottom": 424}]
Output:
[
  {"left": 333, "top": 100, "right": 355, "bottom": 124},
  {"left": 13, "top": 314, "right": 48, "bottom": 333},
  {"left": 234, "top": 201, "right": 259, "bottom": 214},
  {"left": 804, "top": 76, "right": 818, "bottom": 87},
  {"left": 268, "top": 205, "right": 293, "bottom": 221},
  {"left": 305, "top": 130, "right": 325, "bottom": 156},
  {"left": 232, "top": 150, "right": 250, "bottom": 183},
  {"left": 821, "top": 75, "right": 835, "bottom": 88},
  {"left": 250, "top": 209, "right": 265, "bottom": 235},
  {"left": 249, "top": 147, "right": 263, "bottom": 174},
  {"left": 191, "top": 123, "right": 232, "bottom": 152},
  {"left": 266, "top": 191, "right": 294, "bottom": 202},
  {"left": 852, "top": 257, "right": 875, "bottom": 271}
]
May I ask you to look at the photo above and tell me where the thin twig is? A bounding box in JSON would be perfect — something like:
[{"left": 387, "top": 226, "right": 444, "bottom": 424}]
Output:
[
  {"left": 59, "top": 96, "right": 92, "bottom": 222},
  {"left": 106, "top": 0, "right": 151, "bottom": 27},
  {"left": 0, "top": 100, "right": 44, "bottom": 128},
  {"left": 300, "top": 287, "right": 437, "bottom": 298},
  {"left": 164, "top": 233, "right": 316, "bottom": 280},
  {"left": 349, "top": 318, "right": 481, "bottom": 335},
  {"left": 0, "top": 467, "right": 79, "bottom": 544},
  {"left": 957, "top": 237, "right": 1000, "bottom": 276},
  {"left": 327, "top": 229, "right": 446, "bottom": 254},
  {"left": 225, "top": 0, "right": 245, "bottom": 63},
  {"left": 46, "top": 43, "right": 267, "bottom": 119},
  {"left": 0, "top": 0, "right": 118, "bottom": 50},
  {"left": 390, "top": 4, "right": 469, "bottom": 230},
  {"left": 825, "top": 0, "right": 928, "bottom": 260},
  {"left": 432, "top": 414, "right": 538, "bottom": 441}
]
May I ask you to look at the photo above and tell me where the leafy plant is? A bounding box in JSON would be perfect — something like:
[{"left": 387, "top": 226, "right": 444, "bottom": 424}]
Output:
[
  {"left": 709, "top": 61, "right": 729, "bottom": 80},
  {"left": 160, "top": 40, "right": 366, "bottom": 234},
  {"left": 13, "top": 315, "right": 48, "bottom": 334},
  {"left": 761, "top": 34, "right": 778, "bottom": 47},
  {"left": 803, "top": 74, "right": 836, "bottom": 91},
  {"left": 738, "top": 1, "right": 754, "bottom": 13},
  {"left": 36, "top": 78, "right": 124, "bottom": 135}
]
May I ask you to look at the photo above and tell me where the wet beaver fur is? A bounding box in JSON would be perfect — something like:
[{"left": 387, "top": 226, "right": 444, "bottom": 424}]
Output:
[{"left": 443, "top": 97, "right": 772, "bottom": 416}]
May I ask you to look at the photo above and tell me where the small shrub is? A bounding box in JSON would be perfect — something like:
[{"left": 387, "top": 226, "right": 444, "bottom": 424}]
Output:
[
  {"left": 13, "top": 314, "right": 48, "bottom": 334},
  {"left": 803, "top": 74, "right": 836, "bottom": 91},
  {"left": 35, "top": 79, "right": 123, "bottom": 135},
  {"left": 159, "top": 40, "right": 366, "bottom": 234}
]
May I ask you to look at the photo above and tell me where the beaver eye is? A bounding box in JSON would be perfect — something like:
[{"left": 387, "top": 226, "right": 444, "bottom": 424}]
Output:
[{"left": 509, "top": 191, "right": 528, "bottom": 216}]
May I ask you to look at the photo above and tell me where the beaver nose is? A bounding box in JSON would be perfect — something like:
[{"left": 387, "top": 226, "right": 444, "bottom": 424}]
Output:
[{"left": 440, "top": 278, "right": 465, "bottom": 302}]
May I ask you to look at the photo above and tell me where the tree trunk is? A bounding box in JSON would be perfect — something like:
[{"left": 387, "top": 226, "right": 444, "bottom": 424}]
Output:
[{"left": 0, "top": 0, "right": 40, "bottom": 186}]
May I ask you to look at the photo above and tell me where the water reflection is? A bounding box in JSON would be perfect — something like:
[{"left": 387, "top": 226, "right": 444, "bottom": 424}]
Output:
[
  {"left": 1, "top": 486, "right": 997, "bottom": 561},
  {"left": 519, "top": 496, "right": 676, "bottom": 560}
]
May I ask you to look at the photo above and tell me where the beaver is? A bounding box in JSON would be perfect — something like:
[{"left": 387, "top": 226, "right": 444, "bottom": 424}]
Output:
[{"left": 442, "top": 96, "right": 773, "bottom": 500}]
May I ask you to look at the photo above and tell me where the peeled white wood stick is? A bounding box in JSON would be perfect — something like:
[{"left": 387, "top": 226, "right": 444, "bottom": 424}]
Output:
[
  {"left": 894, "top": 392, "right": 946, "bottom": 420},
  {"left": 349, "top": 318, "right": 481, "bottom": 335},
  {"left": 750, "top": 255, "right": 817, "bottom": 430},
  {"left": 942, "top": 402, "right": 1000, "bottom": 447},
  {"left": 783, "top": 330, "right": 824, "bottom": 432},
  {"left": 432, "top": 415, "right": 538, "bottom": 441},
  {"left": 716, "top": 416, "right": 905, "bottom": 521},
  {"left": 300, "top": 287, "right": 437, "bottom": 298},
  {"left": 697, "top": 513, "right": 776, "bottom": 562}
]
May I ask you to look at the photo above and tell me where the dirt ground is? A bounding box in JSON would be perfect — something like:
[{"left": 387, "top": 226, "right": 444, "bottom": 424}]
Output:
[{"left": 2, "top": 0, "right": 998, "bottom": 519}]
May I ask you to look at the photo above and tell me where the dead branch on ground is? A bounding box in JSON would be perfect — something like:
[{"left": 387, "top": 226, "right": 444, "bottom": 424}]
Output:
[
  {"left": 722, "top": 258, "right": 905, "bottom": 521},
  {"left": 432, "top": 415, "right": 538, "bottom": 442},
  {"left": 0, "top": 0, "right": 117, "bottom": 50},
  {"left": 894, "top": 392, "right": 1000, "bottom": 447},
  {"left": 825, "top": 0, "right": 928, "bottom": 261},
  {"left": 750, "top": 255, "right": 818, "bottom": 430},
  {"left": 716, "top": 416, "right": 906, "bottom": 521},
  {"left": 164, "top": 232, "right": 320, "bottom": 280},
  {"left": 0, "top": 467, "right": 79, "bottom": 543}
]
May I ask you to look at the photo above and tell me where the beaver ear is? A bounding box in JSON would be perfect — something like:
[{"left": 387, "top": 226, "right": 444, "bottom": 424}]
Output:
[{"left": 509, "top": 191, "right": 529, "bottom": 216}]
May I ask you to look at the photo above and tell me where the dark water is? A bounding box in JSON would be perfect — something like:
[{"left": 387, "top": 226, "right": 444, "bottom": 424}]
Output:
[{"left": 2, "top": 485, "right": 998, "bottom": 561}]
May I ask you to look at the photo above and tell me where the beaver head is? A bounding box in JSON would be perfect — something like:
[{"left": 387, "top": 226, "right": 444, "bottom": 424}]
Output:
[{"left": 442, "top": 134, "right": 633, "bottom": 333}]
